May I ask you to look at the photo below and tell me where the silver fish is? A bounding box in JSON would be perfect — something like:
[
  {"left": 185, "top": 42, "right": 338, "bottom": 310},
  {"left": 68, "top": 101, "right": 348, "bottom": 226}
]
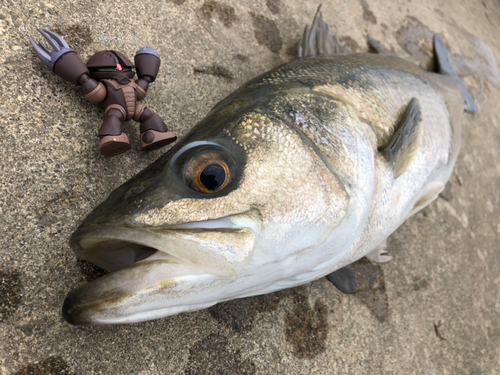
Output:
[{"left": 63, "top": 7, "right": 475, "bottom": 325}]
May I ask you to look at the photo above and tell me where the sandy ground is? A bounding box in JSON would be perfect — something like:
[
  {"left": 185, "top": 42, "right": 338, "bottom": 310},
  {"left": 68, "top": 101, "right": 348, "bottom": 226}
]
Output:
[{"left": 1, "top": 0, "right": 499, "bottom": 373}]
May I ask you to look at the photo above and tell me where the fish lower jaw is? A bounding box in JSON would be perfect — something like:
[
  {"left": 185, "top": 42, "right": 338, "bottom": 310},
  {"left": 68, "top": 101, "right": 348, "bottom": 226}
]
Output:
[
  {"left": 82, "top": 301, "right": 219, "bottom": 325},
  {"left": 62, "top": 263, "right": 217, "bottom": 325}
]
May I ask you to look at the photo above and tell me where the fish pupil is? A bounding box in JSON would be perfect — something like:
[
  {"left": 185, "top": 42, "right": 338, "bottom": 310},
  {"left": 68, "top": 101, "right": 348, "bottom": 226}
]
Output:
[{"left": 200, "top": 164, "right": 225, "bottom": 191}]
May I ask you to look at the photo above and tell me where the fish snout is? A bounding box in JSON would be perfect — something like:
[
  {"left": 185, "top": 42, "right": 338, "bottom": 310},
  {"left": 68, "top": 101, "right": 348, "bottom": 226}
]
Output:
[{"left": 64, "top": 210, "right": 262, "bottom": 324}]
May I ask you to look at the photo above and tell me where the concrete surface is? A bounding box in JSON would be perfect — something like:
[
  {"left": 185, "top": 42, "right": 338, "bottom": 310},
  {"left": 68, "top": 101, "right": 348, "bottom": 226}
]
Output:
[{"left": 1, "top": 0, "right": 499, "bottom": 373}]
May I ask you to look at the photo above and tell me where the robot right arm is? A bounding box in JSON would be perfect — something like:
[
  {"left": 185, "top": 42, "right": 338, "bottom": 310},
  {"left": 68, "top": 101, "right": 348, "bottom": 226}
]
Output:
[
  {"left": 134, "top": 47, "right": 161, "bottom": 101},
  {"left": 29, "top": 29, "right": 106, "bottom": 103}
]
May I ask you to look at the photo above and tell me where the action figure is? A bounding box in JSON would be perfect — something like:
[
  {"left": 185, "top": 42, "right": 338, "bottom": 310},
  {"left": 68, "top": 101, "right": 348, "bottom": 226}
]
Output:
[{"left": 29, "top": 29, "right": 177, "bottom": 157}]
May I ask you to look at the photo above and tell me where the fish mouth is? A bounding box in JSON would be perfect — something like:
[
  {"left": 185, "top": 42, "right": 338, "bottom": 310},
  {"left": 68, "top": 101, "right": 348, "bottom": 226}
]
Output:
[{"left": 63, "top": 211, "right": 259, "bottom": 325}]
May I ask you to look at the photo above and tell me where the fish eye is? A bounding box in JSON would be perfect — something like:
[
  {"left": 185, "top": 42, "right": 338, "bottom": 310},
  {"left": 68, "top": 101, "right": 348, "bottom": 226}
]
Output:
[
  {"left": 182, "top": 148, "right": 236, "bottom": 194},
  {"left": 200, "top": 164, "right": 226, "bottom": 191}
]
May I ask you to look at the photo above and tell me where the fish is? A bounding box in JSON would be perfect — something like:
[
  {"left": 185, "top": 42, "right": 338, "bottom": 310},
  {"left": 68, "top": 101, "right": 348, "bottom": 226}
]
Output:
[{"left": 63, "top": 6, "right": 476, "bottom": 325}]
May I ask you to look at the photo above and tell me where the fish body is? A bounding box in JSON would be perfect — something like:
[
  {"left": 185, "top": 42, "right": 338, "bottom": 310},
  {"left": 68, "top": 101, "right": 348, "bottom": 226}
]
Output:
[{"left": 63, "top": 11, "right": 471, "bottom": 325}]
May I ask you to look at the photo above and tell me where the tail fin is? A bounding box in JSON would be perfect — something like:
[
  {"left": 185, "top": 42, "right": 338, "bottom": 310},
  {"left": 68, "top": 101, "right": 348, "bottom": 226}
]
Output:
[
  {"left": 298, "top": 5, "right": 350, "bottom": 58},
  {"left": 434, "top": 34, "right": 477, "bottom": 113}
]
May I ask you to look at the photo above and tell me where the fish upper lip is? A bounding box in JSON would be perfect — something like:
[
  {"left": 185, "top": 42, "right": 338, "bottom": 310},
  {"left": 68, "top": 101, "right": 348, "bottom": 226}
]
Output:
[
  {"left": 71, "top": 213, "right": 249, "bottom": 251},
  {"left": 70, "top": 212, "right": 259, "bottom": 276}
]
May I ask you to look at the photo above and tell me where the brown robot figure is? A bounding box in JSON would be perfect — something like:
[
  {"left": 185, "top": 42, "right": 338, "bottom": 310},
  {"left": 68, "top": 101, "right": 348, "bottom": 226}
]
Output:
[{"left": 29, "top": 29, "right": 177, "bottom": 157}]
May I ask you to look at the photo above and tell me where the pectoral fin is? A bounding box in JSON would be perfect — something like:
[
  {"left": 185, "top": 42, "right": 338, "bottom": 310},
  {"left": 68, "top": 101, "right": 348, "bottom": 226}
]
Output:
[{"left": 383, "top": 98, "right": 422, "bottom": 178}]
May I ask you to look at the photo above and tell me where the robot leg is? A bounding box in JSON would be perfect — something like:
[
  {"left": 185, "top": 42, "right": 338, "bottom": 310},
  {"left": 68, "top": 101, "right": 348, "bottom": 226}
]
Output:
[
  {"left": 134, "top": 104, "right": 177, "bottom": 152},
  {"left": 98, "top": 106, "right": 131, "bottom": 157}
]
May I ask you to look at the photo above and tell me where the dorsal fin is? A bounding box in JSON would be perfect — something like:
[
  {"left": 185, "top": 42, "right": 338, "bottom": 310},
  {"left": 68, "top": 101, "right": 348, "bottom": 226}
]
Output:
[
  {"left": 434, "top": 34, "right": 477, "bottom": 114},
  {"left": 383, "top": 98, "right": 422, "bottom": 178},
  {"left": 298, "top": 5, "right": 350, "bottom": 58}
]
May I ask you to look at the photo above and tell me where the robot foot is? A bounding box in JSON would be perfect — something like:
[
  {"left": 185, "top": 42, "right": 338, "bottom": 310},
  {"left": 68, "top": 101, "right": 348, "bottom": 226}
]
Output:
[
  {"left": 99, "top": 133, "right": 131, "bottom": 157},
  {"left": 140, "top": 130, "right": 177, "bottom": 152}
]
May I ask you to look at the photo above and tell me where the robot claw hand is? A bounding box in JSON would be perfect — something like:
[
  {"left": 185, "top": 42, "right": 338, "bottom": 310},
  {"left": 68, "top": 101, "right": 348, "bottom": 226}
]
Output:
[{"left": 29, "top": 29, "right": 75, "bottom": 70}]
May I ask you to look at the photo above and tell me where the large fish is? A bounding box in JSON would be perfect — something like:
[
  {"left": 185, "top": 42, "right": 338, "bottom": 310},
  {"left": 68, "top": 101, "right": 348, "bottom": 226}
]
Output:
[{"left": 63, "top": 7, "right": 476, "bottom": 325}]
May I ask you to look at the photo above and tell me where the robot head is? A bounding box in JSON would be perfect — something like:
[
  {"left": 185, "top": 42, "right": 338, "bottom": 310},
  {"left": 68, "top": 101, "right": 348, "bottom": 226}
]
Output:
[{"left": 86, "top": 51, "right": 136, "bottom": 81}]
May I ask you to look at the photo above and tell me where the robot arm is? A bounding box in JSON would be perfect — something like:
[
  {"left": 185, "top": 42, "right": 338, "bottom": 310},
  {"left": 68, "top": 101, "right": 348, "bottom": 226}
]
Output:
[
  {"left": 29, "top": 29, "right": 106, "bottom": 103},
  {"left": 134, "top": 47, "right": 161, "bottom": 100}
]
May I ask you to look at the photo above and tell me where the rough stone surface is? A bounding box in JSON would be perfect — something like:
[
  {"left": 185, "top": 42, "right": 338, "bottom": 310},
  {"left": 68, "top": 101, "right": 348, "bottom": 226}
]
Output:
[{"left": 1, "top": 0, "right": 499, "bottom": 374}]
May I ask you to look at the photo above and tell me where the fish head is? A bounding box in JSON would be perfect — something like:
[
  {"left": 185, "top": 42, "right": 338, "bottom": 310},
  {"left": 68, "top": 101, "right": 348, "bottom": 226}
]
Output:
[{"left": 65, "top": 108, "right": 353, "bottom": 325}]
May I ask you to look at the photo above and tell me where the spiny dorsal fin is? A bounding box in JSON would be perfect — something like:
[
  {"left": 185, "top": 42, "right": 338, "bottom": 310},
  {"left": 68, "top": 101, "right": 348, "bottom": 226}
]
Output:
[
  {"left": 298, "top": 5, "right": 350, "bottom": 58},
  {"left": 383, "top": 98, "right": 422, "bottom": 178},
  {"left": 434, "top": 34, "right": 478, "bottom": 114}
]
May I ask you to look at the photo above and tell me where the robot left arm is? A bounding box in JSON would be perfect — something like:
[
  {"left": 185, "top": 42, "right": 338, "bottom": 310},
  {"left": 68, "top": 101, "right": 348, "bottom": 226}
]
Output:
[{"left": 29, "top": 29, "right": 106, "bottom": 103}]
